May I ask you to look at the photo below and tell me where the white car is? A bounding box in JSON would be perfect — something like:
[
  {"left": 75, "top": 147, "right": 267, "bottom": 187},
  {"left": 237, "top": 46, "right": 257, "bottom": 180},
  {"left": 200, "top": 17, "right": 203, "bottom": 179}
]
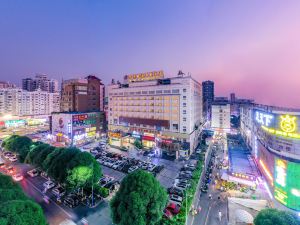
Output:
[
  {"left": 9, "top": 156, "right": 18, "bottom": 162},
  {"left": 112, "top": 161, "right": 123, "bottom": 170},
  {"left": 27, "top": 169, "right": 39, "bottom": 177},
  {"left": 43, "top": 181, "right": 56, "bottom": 190},
  {"left": 170, "top": 194, "right": 183, "bottom": 203},
  {"left": 147, "top": 164, "right": 156, "bottom": 172},
  {"left": 128, "top": 166, "right": 139, "bottom": 173},
  {"left": 12, "top": 173, "right": 23, "bottom": 181}
]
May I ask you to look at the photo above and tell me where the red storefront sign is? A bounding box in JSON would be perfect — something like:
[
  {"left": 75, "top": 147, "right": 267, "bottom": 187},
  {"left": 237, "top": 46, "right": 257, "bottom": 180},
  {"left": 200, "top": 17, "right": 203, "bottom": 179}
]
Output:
[
  {"left": 142, "top": 136, "right": 155, "bottom": 141},
  {"left": 162, "top": 139, "right": 172, "bottom": 144},
  {"left": 0, "top": 121, "right": 5, "bottom": 127}
]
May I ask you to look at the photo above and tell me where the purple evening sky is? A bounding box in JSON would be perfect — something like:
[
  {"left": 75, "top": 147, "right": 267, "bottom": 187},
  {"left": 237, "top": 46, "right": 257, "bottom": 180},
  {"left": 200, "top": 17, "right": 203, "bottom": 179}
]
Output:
[{"left": 0, "top": 0, "right": 299, "bottom": 108}]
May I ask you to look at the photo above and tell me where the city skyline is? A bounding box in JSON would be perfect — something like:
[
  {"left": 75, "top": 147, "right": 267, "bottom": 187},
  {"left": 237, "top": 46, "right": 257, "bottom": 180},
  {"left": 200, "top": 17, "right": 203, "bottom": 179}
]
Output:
[{"left": 1, "top": 0, "right": 300, "bottom": 108}]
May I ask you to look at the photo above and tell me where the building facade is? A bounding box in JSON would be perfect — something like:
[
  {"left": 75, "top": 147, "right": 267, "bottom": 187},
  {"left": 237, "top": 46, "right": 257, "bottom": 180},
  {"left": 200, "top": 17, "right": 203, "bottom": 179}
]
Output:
[
  {"left": 202, "top": 80, "right": 214, "bottom": 121},
  {"left": 108, "top": 71, "right": 203, "bottom": 157},
  {"left": 50, "top": 111, "right": 104, "bottom": 146},
  {"left": 0, "top": 81, "right": 16, "bottom": 89},
  {"left": 0, "top": 88, "right": 60, "bottom": 116},
  {"left": 240, "top": 104, "right": 300, "bottom": 211},
  {"left": 211, "top": 103, "right": 231, "bottom": 130},
  {"left": 60, "top": 75, "right": 105, "bottom": 113},
  {"left": 22, "top": 74, "right": 59, "bottom": 93}
]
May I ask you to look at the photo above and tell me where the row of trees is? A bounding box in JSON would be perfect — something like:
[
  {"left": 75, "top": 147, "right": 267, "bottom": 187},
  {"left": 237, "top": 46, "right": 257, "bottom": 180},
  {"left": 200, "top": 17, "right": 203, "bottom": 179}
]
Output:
[
  {"left": 2, "top": 135, "right": 102, "bottom": 190},
  {"left": 0, "top": 173, "right": 47, "bottom": 225}
]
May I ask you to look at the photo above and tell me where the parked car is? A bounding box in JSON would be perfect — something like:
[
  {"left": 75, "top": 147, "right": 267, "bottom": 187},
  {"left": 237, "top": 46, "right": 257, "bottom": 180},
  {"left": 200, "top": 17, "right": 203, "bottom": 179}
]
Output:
[
  {"left": 43, "top": 181, "right": 56, "bottom": 190},
  {"left": 128, "top": 166, "right": 139, "bottom": 173},
  {"left": 147, "top": 164, "right": 156, "bottom": 172},
  {"left": 112, "top": 161, "right": 123, "bottom": 170},
  {"left": 166, "top": 202, "right": 180, "bottom": 215},
  {"left": 12, "top": 173, "right": 23, "bottom": 181},
  {"left": 153, "top": 165, "right": 164, "bottom": 173},
  {"left": 170, "top": 194, "right": 183, "bottom": 203},
  {"left": 63, "top": 194, "right": 80, "bottom": 208},
  {"left": 52, "top": 187, "right": 66, "bottom": 197},
  {"left": 174, "top": 183, "right": 189, "bottom": 190},
  {"left": 27, "top": 169, "right": 40, "bottom": 177},
  {"left": 167, "top": 187, "right": 184, "bottom": 197},
  {"left": 163, "top": 209, "right": 173, "bottom": 219},
  {"left": 8, "top": 156, "right": 18, "bottom": 162}
]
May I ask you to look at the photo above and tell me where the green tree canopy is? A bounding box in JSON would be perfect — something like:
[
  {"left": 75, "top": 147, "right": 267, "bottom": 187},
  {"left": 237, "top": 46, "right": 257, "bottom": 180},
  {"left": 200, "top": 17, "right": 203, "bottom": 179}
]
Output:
[
  {"left": 0, "top": 200, "right": 47, "bottom": 225},
  {"left": 0, "top": 174, "right": 47, "bottom": 225},
  {"left": 66, "top": 152, "right": 102, "bottom": 189},
  {"left": 254, "top": 208, "right": 300, "bottom": 225},
  {"left": 2, "top": 135, "right": 33, "bottom": 162},
  {"left": 110, "top": 170, "right": 167, "bottom": 225}
]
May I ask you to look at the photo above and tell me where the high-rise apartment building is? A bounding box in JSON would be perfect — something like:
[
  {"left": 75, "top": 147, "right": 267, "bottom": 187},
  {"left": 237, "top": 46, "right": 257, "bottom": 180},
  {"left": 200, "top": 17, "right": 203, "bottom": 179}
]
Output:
[
  {"left": 0, "top": 81, "right": 16, "bottom": 89},
  {"left": 60, "top": 75, "right": 105, "bottom": 113},
  {"left": 0, "top": 88, "right": 60, "bottom": 116},
  {"left": 22, "top": 74, "right": 59, "bottom": 93},
  {"left": 202, "top": 80, "right": 214, "bottom": 121},
  {"left": 211, "top": 103, "right": 231, "bottom": 129},
  {"left": 108, "top": 71, "right": 203, "bottom": 157}
]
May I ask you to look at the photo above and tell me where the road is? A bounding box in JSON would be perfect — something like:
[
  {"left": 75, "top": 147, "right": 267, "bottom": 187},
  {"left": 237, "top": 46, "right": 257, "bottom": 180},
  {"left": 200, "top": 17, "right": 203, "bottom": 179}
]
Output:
[{"left": 187, "top": 136, "right": 228, "bottom": 225}]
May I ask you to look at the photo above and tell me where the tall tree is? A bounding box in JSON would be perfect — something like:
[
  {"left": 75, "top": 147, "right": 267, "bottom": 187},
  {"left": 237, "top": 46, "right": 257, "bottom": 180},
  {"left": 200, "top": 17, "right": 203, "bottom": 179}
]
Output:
[
  {"left": 254, "top": 209, "right": 300, "bottom": 225},
  {"left": 110, "top": 170, "right": 167, "bottom": 225}
]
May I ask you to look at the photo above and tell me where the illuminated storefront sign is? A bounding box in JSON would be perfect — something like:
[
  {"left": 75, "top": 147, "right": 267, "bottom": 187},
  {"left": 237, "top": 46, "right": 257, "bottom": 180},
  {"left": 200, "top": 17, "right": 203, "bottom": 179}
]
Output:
[
  {"left": 274, "top": 158, "right": 300, "bottom": 210},
  {"left": 108, "top": 132, "right": 121, "bottom": 139},
  {"left": 126, "top": 70, "right": 164, "bottom": 83},
  {"left": 275, "top": 159, "right": 287, "bottom": 187},
  {"left": 5, "top": 120, "right": 26, "bottom": 128},
  {"left": 262, "top": 126, "right": 300, "bottom": 139},
  {"left": 255, "top": 111, "right": 274, "bottom": 127},
  {"left": 280, "top": 115, "right": 297, "bottom": 133}
]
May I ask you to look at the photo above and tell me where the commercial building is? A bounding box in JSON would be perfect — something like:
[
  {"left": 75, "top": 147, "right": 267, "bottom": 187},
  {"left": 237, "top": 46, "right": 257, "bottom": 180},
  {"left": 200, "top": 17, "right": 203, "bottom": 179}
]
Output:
[
  {"left": 202, "top": 80, "right": 214, "bottom": 121},
  {"left": 211, "top": 103, "right": 231, "bottom": 130},
  {"left": 22, "top": 74, "right": 59, "bottom": 93},
  {"left": 50, "top": 111, "right": 105, "bottom": 146},
  {"left": 108, "top": 71, "right": 203, "bottom": 157},
  {"left": 60, "top": 75, "right": 105, "bottom": 113},
  {"left": 0, "top": 88, "right": 60, "bottom": 117},
  {"left": 240, "top": 104, "right": 300, "bottom": 211}
]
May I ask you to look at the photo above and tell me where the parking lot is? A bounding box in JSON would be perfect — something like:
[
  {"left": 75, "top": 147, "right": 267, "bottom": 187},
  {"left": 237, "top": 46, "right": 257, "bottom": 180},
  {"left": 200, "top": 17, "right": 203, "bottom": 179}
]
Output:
[{"left": 93, "top": 144, "right": 196, "bottom": 189}]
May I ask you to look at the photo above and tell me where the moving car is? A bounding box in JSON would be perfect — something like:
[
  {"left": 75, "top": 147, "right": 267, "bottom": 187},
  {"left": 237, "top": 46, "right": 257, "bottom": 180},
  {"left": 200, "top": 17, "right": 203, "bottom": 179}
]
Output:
[
  {"left": 6, "top": 166, "right": 14, "bottom": 174},
  {"left": 163, "top": 209, "right": 173, "bottom": 219},
  {"left": 12, "top": 173, "right": 23, "bottom": 181}
]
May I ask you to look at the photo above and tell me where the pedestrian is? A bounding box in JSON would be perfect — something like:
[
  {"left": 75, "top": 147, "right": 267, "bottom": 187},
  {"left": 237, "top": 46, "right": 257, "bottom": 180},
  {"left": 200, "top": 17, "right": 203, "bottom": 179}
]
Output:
[
  {"left": 209, "top": 194, "right": 212, "bottom": 199},
  {"left": 198, "top": 206, "right": 202, "bottom": 213},
  {"left": 218, "top": 210, "right": 222, "bottom": 221}
]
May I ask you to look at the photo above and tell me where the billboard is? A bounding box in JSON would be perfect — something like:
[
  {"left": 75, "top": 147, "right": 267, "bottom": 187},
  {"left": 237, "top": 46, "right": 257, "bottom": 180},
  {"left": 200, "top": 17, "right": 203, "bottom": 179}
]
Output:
[
  {"left": 254, "top": 110, "right": 300, "bottom": 139},
  {"left": 274, "top": 157, "right": 300, "bottom": 210}
]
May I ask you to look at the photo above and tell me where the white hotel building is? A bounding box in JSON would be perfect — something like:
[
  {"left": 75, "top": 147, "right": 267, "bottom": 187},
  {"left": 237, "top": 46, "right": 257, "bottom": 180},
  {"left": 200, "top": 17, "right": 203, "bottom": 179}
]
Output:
[{"left": 108, "top": 71, "right": 203, "bottom": 157}]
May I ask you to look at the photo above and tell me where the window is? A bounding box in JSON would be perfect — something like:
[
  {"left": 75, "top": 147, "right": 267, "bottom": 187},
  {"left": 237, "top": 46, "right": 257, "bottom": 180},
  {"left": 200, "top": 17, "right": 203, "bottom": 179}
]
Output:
[
  {"left": 183, "top": 96, "right": 186, "bottom": 100},
  {"left": 156, "top": 90, "right": 162, "bottom": 94},
  {"left": 164, "top": 90, "right": 171, "bottom": 94},
  {"left": 183, "top": 88, "right": 186, "bottom": 92},
  {"left": 183, "top": 126, "right": 187, "bottom": 132},
  {"left": 172, "top": 124, "right": 179, "bottom": 130},
  {"left": 183, "top": 103, "right": 186, "bottom": 107},
  {"left": 172, "top": 89, "right": 180, "bottom": 94},
  {"left": 183, "top": 110, "right": 186, "bottom": 114},
  {"left": 183, "top": 117, "right": 186, "bottom": 122}
]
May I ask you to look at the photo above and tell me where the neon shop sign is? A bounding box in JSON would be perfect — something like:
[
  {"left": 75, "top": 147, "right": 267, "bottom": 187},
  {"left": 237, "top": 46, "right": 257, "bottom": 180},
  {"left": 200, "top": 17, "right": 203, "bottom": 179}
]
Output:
[{"left": 255, "top": 111, "right": 273, "bottom": 127}]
